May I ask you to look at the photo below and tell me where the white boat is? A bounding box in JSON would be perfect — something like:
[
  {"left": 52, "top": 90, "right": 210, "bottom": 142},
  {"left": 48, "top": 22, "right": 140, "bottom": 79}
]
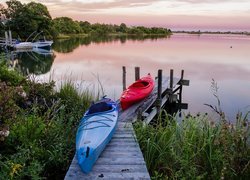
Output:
[
  {"left": 14, "top": 42, "right": 33, "bottom": 49},
  {"left": 32, "top": 40, "right": 53, "bottom": 49},
  {"left": 32, "top": 47, "right": 53, "bottom": 56}
]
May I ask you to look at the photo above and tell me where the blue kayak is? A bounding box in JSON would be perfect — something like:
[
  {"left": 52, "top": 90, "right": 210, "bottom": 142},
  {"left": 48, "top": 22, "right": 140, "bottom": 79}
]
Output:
[{"left": 76, "top": 98, "right": 118, "bottom": 173}]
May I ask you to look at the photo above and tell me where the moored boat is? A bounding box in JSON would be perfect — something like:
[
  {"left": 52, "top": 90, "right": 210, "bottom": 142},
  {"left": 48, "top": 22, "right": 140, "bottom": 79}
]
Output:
[
  {"left": 76, "top": 97, "right": 118, "bottom": 173},
  {"left": 32, "top": 40, "right": 53, "bottom": 49},
  {"left": 120, "top": 73, "right": 155, "bottom": 110},
  {"left": 14, "top": 42, "right": 33, "bottom": 49}
]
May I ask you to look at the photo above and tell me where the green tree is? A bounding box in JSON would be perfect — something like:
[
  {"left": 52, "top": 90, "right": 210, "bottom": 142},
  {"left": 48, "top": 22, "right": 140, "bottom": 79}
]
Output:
[
  {"left": 26, "top": 2, "right": 52, "bottom": 34},
  {"left": 79, "top": 21, "right": 91, "bottom": 34},
  {"left": 52, "top": 17, "right": 81, "bottom": 34},
  {"left": 119, "top": 23, "right": 127, "bottom": 33},
  {"left": 0, "top": 6, "right": 4, "bottom": 36},
  {"left": 1, "top": 0, "right": 53, "bottom": 39},
  {"left": 91, "top": 23, "right": 115, "bottom": 35}
]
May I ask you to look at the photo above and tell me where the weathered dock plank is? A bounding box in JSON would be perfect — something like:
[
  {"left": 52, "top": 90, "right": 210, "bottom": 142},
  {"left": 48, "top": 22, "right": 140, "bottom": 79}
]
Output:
[{"left": 64, "top": 122, "right": 150, "bottom": 180}]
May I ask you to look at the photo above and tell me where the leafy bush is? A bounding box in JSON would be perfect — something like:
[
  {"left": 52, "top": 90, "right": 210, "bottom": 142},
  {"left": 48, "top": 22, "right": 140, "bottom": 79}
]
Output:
[
  {"left": 0, "top": 64, "right": 94, "bottom": 179},
  {"left": 0, "top": 82, "right": 21, "bottom": 125},
  {"left": 0, "top": 63, "right": 25, "bottom": 86}
]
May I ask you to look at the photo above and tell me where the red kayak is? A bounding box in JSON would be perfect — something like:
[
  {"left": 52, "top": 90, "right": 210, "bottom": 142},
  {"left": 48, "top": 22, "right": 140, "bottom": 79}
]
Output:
[{"left": 120, "top": 74, "right": 155, "bottom": 110}]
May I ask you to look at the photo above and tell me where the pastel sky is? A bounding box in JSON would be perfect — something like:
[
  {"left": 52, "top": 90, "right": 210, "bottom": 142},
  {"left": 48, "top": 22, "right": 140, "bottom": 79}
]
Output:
[{"left": 1, "top": 0, "right": 250, "bottom": 31}]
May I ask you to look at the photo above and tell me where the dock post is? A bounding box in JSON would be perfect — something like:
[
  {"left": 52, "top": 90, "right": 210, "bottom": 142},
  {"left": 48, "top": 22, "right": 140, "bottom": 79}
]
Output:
[
  {"left": 5, "top": 31, "right": 9, "bottom": 46},
  {"left": 170, "top": 69, "right": 173, "bottom": 91},
  {"left": 122, "top": 66, "right": 126, "bottom": 91},
  {"left": 8, "top": 30, "right": 12, "bottom": 46},
  {"left": 169, "top": 69, "right": 174, "bottom": 103},
  {"left": 156, "top": 69, "right": 162, "bottom": 115},
  {"left": 179, "top": 70, "right": 184, "bottom": 104},
  {"left": 135, "top": 67, "right": 140, "bottom": 81}
]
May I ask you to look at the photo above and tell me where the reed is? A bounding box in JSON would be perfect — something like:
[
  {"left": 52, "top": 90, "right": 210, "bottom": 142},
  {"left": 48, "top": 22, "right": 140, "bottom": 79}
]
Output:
[{"left": 134, "top": 111, "right": 250, "bottom": 179}]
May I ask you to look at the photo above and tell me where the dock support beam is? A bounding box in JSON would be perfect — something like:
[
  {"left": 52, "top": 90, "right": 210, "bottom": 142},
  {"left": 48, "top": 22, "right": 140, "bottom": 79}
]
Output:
[
  {"left": 135, "top": 67, "right": 140, "bottom": 81},
  {"left": 179, "top": 70, "right": 184, "bottom": 105},
  {"left": 170, "top": 69, "right": 173, "bottom": 92},
  {"left": 156, "top": 69, "right": 162, "bottom": 115},
  {"left": 169, "top": 69, "right": 177, "bottom": 103},
  {"left": 122, "top": 66, "right": 126, "bottom": 91},
  {"left": 5, "top": 31, "right": 9, "bottom": 46},
  {"left": 9, "top": 30, "right": 12, "bottom": 45}
]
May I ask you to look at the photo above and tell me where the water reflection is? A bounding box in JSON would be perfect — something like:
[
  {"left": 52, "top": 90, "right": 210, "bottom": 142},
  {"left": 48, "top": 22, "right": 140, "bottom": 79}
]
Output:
[
  {"left": 2, "top": 34, "right": 250, "bottom": 121},
  {"left": 43, "top": 34, "right": 250, "bottom": 121},
  {"left": 5, "top": 48, "right": 55, "bottom": 76},
  {"left": 52, "top": 34, "right": 170, "bottom": 53}
]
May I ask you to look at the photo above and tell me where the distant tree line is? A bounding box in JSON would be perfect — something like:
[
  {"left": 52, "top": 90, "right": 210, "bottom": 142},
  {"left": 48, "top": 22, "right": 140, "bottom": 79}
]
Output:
[{"left": 0, "top": 0, "right": 171, "bottom": 40}]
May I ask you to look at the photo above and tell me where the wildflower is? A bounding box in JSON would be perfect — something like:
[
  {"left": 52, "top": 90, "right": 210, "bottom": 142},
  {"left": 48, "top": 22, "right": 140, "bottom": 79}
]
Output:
[
  {"left": 0, "top": 130, "right": 10, "bottom": 137},
  {"left": 0, "top": 126, "right": 10, "bottom": 141},
  {"left": 10, "top": 163, "right": 23, "bottom": 178}
]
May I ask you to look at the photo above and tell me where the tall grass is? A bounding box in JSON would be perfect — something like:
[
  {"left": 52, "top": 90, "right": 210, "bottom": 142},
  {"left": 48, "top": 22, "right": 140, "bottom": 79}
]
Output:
[
  {"left": 134, "top": 111, "right": 250, "bottom": 179},
  {"left": 0, "top": 65, "right": 95, "bottom": 179}
]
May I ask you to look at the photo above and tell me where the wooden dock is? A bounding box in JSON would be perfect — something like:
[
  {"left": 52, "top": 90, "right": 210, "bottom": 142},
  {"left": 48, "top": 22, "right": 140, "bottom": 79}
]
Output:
[
  {"left": 65, "top": 122, "right": 150, "bottom": 179},
  {"left": 65, "top": 68, "right": 189, "bottom": 179}
]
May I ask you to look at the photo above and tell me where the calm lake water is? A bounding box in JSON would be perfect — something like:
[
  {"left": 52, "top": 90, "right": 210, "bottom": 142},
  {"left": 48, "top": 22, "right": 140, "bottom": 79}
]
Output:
[{"left": 4, "top": 33, "right": 250, "bottom": 121}]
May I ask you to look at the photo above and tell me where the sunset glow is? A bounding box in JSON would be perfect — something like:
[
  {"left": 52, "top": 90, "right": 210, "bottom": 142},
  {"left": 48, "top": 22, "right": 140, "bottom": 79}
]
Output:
[{"left": 1, "top": 0, "right": 250, "bottom": 31}]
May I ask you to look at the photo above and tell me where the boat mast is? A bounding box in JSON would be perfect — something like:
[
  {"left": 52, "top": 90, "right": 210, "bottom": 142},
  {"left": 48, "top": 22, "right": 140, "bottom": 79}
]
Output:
[{"left": 25, "top": 31, "right": 37, "bottom": 42}]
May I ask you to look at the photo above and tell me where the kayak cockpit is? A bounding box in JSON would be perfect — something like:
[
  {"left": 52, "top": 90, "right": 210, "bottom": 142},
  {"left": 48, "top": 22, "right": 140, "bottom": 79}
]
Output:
[
  {"left": 86, "top": 102, "right": 113, "bottom": 115},
  {"left": 131, "top": 81, "right": 149, "bottom": 88}
]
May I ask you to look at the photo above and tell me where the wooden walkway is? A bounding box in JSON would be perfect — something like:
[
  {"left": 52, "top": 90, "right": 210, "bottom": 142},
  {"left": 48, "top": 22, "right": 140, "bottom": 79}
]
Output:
[
  {"left": 65, "top": 74, "right": 186, "bottom": 179},
  {"left": 64, "top": 122, "right": 150, "bottom": 179}
]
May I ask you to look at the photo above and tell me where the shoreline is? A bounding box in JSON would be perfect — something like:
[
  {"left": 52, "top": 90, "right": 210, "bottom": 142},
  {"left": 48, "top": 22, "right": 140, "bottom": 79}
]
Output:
[{"left": 173, "top": 31, "right": 250, "bottom": 35}]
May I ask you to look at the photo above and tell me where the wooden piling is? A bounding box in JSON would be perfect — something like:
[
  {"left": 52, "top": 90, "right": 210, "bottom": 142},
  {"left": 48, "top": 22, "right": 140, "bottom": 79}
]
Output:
[
  {"left": 170, "top": 69, "right": 173, "bottom": 91},
  {"left": 122, "top": 66, "right": 126, "bottom": 91},
  {"left": 179, "top": 70, "right": 184, "bottom": 104},
  {"left": 8, "top": 30, "right": 12, "bottom": 45},
  {"left": 5, "top": 31, "right": 8, "bottom": 46},
  {"left": 169, "top": 69, "right": 175, "bottom": 103},
  {"left": 135, "top": 67, "right": 140, "bottom": 81},
  {"left": 156, "top": 69, "right": 162, "bottom": 114}
]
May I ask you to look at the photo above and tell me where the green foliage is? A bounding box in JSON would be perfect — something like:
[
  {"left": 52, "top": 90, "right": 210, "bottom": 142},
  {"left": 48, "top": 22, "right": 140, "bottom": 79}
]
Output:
[
  {"left": 52, "top": 17, "right": 171, "bottom": 36},
  {"left": 0, "top": 82, "right": 21, "bottom": 126},
  {"left": 52, "top": 17, "right": 82, "bottom": 34},
  {"left": 0, "top": 63, "right": 25, "bottom": 86},
  {"left": 1, "top": 0, "right": 54, "bottom": 39},
  {"left": 0, "top": 64, "right": 26, "bottom": 138},
  {"left": 56, "top": 80, "right": 92, "bottom": 123},
  {"left": 0, "top": 148, "right": 44, "bottom": 180},
  {"left": 0, "top": 13, "right": 4, "bottom": 36},
  {"left": 79, "top": 21, "right": 91, "bottom": 34},
  {"left": 119, "top": 23, "right": 128, "bottom": 33},
  {"left": 134, "top": 112, "right": 250, "bottom": 179},
  {"left": 10, "top": 115, "right": 46, "bottom": 145},
  {"left": 0, "top": 64, "right": 94, "bottom": 179},
  {"left": 1, "top": 0, "right": 171, "bottom": 39}
]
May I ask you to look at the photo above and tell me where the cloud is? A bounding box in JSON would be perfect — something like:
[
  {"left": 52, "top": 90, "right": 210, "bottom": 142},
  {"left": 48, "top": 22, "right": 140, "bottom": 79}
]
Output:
[
  {"left": 174, "top": 0, "right": 249, "bottom": 4},
  {"left": 38, "top": 0, "right": 157, "bottom": 10}
]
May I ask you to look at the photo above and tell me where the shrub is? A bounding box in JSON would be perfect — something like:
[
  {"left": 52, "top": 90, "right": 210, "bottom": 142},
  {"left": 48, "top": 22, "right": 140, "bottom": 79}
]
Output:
[{"left": 0, "top": 64, "right": 94, "bottom": 178}]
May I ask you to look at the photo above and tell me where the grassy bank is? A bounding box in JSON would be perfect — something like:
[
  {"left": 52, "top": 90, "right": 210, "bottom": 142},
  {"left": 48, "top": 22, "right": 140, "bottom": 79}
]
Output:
[
  {"left": 55, "top": 32, "right": 171, "bottom": 40},
  {"left": 0, "top": 62, "right": 94, "bottom": 179},
  {"left": 134, "top": 111, "right": 250, "bottom": 179},
  {"left": 56, "top": 33, "right": 89, "bottom": 39}
]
